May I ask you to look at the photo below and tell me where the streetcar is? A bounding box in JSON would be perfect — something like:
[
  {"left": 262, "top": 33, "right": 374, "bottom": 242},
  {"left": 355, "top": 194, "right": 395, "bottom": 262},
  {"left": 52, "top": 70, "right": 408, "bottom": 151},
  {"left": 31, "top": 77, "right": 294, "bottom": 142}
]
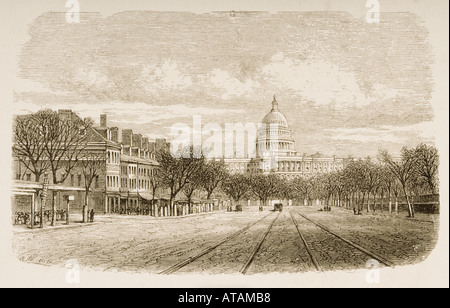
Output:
[{"left": 274, "top": 203, "right": 283, "bottom": 212}]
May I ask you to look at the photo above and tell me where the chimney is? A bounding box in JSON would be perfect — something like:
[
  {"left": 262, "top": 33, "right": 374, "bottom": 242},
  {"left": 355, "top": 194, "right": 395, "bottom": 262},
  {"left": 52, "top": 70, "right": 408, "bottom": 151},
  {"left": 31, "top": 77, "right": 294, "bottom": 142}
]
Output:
[
  {"left": 100, "top": 114, "right": 107, "bottom": 127},
  {"left": 122, "top": 129, "right": 133, "bottom": 146},
  {"left": 58, "top": 109, "right": 73, "bottom": 122},
  {"left": 156, "top": 138, "right": 167, "bottom": 152},
  {"left": 133, "top": 134, "right": 142, "bottom": 148},
  {"left": 149, "top": 142, "right": 156, "bottom": 153},
  {"left": 142, "top": 137, "right": 149, "bottom": 151},
  {"left": 110, "top": 127, "right": 119, "bottom": 143}
]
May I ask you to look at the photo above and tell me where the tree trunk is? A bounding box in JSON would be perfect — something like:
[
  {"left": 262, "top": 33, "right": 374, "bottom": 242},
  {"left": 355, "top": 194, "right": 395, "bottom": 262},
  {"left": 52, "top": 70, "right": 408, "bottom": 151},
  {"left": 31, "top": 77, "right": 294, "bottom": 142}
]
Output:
[
  {"left": 373, "top": 193, "right": 377, "bottom": 212},
  {"left": 66, "top": 200, "right": 70, "bottom": 225},
  {"left": 83, "top": 191, "right": 89, "bottom": 223},
  {"left": 40, "top": 194, "right": 45, "bottom": 228},
  {"left": 402, "top": 186, "right": 414, "bottom": 217},
  {"left": 51, "top": 191, "right": 57, "bottom": 226},
  {"left": 359, "top": 192, "right": 365, "bottom": 214}
]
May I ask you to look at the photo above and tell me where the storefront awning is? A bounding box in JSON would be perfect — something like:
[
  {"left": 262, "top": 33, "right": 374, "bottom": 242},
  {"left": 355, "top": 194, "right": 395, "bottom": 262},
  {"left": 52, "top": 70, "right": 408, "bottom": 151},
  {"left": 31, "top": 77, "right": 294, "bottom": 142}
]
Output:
[
  {"left": 138, "top": 193, "right": 154, "bottom": 201},
  {"left": 12, "top": 180, "right": 86, "bottom": 193}
]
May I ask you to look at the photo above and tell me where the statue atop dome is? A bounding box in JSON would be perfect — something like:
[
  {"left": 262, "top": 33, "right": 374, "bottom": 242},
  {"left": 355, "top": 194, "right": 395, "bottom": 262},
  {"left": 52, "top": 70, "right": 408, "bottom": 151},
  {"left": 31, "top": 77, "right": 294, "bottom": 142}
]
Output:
[
  {"left": 272, "top": 94, "right": 278, "bottom": 111},
  {"left": 262, "top": 94, "right": 288, "bottom": 127}
]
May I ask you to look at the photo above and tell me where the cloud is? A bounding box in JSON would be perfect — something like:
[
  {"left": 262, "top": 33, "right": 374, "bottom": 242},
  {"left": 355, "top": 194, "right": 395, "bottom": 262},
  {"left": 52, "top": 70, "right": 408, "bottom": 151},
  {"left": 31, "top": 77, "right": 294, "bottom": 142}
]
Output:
[
  {"left": 380, "top": 121, "right": 436, "bottom": 140},
  {"left": 74, "top": 68, "right": 109, "bottom": 88},
  {"left": 326, "top": 127, "right": 395, "bottom": 143},
  {"left": 261, "top": 54, "right": 369, "bottom": 108},
  {"left": 13, "top": 77, "right": 67, "bottom": 94},
  {"left": 326, "top": 121, "right": 436, "bottom": 143},
  {"left": 203, "top": 69, "right": 259, "bottom": 100},
  {"left": 140, "top": 60, "right": 193, "bottom": 93},
  {"left": 13, "top": 100, "right": 243, "bottom": 125}
]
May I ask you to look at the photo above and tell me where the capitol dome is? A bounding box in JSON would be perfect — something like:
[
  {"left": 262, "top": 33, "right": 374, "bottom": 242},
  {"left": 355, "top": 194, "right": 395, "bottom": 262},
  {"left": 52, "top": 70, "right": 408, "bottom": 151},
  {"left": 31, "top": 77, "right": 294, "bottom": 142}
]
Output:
[
  {"left": 262, "top": 96, "right": 289, "bottom": 127},
  {"left": 256, "top": 95, "right": 296, "bottom": 157}
]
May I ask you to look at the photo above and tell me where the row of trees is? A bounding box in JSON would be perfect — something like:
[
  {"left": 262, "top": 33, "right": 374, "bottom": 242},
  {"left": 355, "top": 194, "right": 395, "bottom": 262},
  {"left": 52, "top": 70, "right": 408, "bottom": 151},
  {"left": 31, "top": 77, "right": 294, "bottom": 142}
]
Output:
[
  {"left": 13, "top": 109, "right": 439, "bottom": 220},
  {"left": 151, "top": 147, "right": 228, "bottom": 215},
  {"left": 221, "top": 144, "right": 438, "bottom": 218},
  {"left": 168, "top": 144, "right": 438, "bottom": 218}
]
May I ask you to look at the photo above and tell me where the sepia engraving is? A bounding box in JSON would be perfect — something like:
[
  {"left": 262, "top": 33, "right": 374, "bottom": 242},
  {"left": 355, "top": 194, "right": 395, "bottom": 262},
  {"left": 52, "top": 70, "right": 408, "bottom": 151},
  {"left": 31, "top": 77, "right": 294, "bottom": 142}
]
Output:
[{"left": 2, "top": 1, "right": 447, "bottom": 287}]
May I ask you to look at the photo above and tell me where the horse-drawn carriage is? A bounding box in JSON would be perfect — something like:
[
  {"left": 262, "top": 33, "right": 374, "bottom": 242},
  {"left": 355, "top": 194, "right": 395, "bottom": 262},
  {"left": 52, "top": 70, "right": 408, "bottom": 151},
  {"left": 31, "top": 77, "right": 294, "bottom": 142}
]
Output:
[{"left": 274, "top": 203, "right": 283, "bottom": 212}]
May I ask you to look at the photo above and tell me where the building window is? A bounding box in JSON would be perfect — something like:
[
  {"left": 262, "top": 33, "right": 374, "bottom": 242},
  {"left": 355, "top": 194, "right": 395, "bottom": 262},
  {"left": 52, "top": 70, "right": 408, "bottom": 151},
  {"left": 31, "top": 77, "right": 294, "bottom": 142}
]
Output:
[
  {"left": 26, "top": 174, "right": 31, "bottom": 181},
  {"left": 71, "top": 174, "right": 74, "bottom": 186}
]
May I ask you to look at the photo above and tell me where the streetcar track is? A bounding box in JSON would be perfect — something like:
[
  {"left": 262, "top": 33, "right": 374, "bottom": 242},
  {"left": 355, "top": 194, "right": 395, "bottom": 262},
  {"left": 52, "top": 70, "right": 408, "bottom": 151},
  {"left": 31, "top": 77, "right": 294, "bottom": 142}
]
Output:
[
  {"left": 240, "top": 212, "right": 281, "bottom": 274},
  {"left": 158, "top": 212, "right": 275, "bottom": 274},
  {"left": 294, "top": 211, "right": 394, "bottom": 268},
  {"left": 288, "top": 211, "right": 322, "bottom": 272},
  {"left": 107, "top": 214, "right": 270, "bottom": 269}
]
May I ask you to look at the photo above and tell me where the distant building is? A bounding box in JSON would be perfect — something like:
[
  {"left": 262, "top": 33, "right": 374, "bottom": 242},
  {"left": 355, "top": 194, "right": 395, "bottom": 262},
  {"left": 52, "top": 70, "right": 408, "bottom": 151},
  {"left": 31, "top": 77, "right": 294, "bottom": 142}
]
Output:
[{"left": 224, "top": 96, "right": 348, "bottom": 179}]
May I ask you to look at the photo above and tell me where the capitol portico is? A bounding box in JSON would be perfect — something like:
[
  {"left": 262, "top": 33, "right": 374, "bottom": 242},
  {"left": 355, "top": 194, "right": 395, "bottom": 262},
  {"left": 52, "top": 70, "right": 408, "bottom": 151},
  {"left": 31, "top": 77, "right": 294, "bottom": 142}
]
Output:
[{"left": 224, "top": 95, "right": 346, "bottom": 179}]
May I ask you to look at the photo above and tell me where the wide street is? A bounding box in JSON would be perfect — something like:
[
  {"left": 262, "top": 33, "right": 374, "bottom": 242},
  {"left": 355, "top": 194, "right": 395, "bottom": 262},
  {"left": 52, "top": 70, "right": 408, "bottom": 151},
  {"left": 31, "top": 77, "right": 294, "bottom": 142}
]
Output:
[{"left": 12, "top": 206, "right": 439, "bottom": 274}]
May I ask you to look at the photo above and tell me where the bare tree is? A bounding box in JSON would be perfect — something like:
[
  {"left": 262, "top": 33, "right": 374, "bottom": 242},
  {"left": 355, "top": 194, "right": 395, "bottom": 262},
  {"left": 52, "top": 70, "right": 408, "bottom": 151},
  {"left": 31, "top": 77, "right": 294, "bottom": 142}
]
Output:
[
  {"left": 414, "top": 143, "right": 439, "bottom": 194},
  {"left": 221, "top": 173, "right": 250, "bottom": 206},
  {"left": 200, "top": 160, "right": 227, "bottom": 200},
  {"left": 380, "top": 148, "right": 418, "bottom": 217},
  {"left": 12, "top": 113, "right": 51, "bottom": 182},
  {"left": 343, "top": 159, "right": 367, "bottom": 214},
  {"left": 157, "top": 146, "right": 204, "bottom": 216},
  {"left": 41, "top": 111, "right": 93, "bottom": 226},
  {"left": 292, "top": 176, "right": 314, "bottom": 206},
  {"left": 249, "top": 174, "right": 281, "bottom": 206},
  {"left": 276, "top": 177, "right": 295, "bottom": 203},
  {"left": 362, "top": 159, "right": 381, "bottom": 213},
  {"left": 149, "top": 166, "right": 161, "bottom": 216},
  {"left": 379, "top": 165, "right": 396, "bottom": 213},
  {"left": 80, "top": 152, "right": 105, "bottom": 222},
  {"left": 332, "top": 171, "right": 346, "bottom": 208},
  {"left": 13, "top": 110, "right": 93, "bottom": 226},
  {"left": 183, "top": 165, "right": 204, "bottom": 214}
]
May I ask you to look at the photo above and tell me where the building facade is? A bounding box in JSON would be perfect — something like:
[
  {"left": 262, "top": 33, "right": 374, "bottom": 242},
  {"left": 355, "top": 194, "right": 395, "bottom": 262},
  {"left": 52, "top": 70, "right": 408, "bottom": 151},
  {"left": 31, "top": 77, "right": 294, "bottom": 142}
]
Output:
[
  {"left": 12, "top": 110, "right": 167, "bottom": 214},
  {"left": 224, "top": 96, "right": 347, "bottom": 179}
]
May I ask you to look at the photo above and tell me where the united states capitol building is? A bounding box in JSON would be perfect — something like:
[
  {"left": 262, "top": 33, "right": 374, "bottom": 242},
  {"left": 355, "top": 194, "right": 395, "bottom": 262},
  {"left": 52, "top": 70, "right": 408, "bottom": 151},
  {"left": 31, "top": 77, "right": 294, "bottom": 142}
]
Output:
[{"left": 224, "top": 95, "right": 347, "bottom": 179}]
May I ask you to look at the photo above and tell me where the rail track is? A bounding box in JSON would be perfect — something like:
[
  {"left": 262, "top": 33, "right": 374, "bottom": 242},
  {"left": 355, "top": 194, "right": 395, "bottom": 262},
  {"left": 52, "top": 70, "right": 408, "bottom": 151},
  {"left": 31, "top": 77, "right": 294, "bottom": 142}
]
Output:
[
  {"left": 240, "top": 212, "right": 281, "bottom": 274},
  {"left": 158, "top": 208, "right": 394, "bottom": 274},
  {"left": 158, "top": 212, "right": 275, "bottom": 274},
  {"left": 291, "top": 211, "right": 394, "bottom": 268}
]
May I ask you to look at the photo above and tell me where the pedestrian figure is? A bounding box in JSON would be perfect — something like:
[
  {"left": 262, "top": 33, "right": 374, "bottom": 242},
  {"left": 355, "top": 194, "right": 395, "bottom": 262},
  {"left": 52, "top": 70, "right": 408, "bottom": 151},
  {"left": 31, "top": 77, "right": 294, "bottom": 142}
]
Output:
[{"left": 90, "top": 209, "right": 95, "bottom": 222}]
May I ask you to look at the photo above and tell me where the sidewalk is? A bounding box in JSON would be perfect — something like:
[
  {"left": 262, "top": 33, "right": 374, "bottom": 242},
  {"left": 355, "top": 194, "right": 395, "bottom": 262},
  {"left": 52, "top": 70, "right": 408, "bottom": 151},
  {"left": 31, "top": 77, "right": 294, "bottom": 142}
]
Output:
[
  {"left": 319, "top": 205, "right": 438, "bottom": 224},
  {"left": 12, "top": 220, "right": 104, "bottom": 233},
  {"left": 97, "top": 210, "right": 227, "bottom": 221}
]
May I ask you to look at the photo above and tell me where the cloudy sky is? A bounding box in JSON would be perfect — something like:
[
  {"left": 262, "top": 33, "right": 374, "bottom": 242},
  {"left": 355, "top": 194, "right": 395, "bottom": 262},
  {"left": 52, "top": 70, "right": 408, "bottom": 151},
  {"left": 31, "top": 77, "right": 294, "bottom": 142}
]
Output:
[{"left": 13, "top": 10, "right": 436, "bottom": 157}]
